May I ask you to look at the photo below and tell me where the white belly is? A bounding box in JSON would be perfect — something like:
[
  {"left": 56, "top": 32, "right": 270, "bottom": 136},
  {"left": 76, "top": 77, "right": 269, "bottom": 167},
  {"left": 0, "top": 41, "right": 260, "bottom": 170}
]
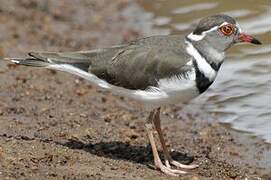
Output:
[{"left": 131, "top": 69, "right": 199, "bottom": 108}]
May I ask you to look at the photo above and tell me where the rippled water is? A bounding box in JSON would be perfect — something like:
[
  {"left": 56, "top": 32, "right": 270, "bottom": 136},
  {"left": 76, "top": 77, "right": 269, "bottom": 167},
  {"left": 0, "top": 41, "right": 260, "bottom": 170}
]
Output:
[{"left": 138, "top": 0, "right": 271, "bottom": 143}]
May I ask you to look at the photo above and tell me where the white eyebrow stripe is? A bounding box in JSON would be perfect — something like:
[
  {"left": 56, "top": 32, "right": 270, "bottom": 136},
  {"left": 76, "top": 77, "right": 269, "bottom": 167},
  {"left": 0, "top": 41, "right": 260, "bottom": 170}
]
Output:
[
  {"left": 218, "top": 22, "right": 230, "bottom": 27},
  {"left": 187, "top": 33, "right": 205, "bottom": 41},
  {"left": 187, "top": 25, "right": 219, "bottom": 41},
  {"left": 187, "top": 22, "right": 235, "bottom": 41}
]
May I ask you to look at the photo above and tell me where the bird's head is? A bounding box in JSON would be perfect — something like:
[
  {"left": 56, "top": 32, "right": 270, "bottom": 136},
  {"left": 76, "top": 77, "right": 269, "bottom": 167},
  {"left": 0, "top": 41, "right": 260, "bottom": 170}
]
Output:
[{"left": 187, "top": 14, "right": 262, "bottom": 52}]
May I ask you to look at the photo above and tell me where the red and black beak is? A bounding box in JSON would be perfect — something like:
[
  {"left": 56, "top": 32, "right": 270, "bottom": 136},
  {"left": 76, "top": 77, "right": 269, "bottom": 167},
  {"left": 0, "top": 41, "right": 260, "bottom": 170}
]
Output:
[{"left": 238, "top": 33, "right": 262, "bottom": 45}]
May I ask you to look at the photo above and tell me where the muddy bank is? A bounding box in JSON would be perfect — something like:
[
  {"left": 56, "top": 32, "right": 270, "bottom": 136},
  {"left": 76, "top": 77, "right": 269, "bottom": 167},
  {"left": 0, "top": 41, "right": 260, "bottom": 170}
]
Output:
[{"left": 0, "top": 0, "right": 270, "bottom": 179}]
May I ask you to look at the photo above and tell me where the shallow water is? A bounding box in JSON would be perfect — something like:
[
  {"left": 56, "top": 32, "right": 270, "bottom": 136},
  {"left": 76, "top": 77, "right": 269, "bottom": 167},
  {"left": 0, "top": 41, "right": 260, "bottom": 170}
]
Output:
[{"left": 138, "top": 0, "right": 271, "bottom": 143}]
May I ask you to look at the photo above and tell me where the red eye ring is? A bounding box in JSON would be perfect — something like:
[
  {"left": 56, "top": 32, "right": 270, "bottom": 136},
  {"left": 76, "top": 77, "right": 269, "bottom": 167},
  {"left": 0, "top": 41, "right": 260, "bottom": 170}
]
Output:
[{"left": 220, "top": 24, "right": 235, "bottom": 36}]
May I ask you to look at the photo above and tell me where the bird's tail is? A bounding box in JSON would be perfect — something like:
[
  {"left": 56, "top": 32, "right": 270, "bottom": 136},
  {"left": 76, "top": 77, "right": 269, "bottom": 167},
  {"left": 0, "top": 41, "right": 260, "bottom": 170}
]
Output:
[
  {"left": 5, "top": 57, "right": 50, "bottom": 67},
  {"left": 5, "top": 51, "right": 94, "bottom": 71}
]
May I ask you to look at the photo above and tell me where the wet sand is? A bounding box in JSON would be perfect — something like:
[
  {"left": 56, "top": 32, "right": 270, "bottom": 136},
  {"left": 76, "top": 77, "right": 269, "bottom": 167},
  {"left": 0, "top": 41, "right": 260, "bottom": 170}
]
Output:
[{"left": 0, "top": 0, "right": 270, "bottom": 179}]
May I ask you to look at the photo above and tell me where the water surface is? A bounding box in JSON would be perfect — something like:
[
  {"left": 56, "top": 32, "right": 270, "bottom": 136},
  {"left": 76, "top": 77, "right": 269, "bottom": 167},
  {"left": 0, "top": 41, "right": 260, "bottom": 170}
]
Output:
[{"left": 138, "top": 0, "right": 271, "bottom": 143}]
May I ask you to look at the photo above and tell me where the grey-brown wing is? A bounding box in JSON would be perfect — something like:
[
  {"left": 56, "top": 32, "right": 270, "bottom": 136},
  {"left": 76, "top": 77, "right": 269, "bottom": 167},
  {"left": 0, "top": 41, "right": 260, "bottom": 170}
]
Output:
[{"left": 100, "top": 45, "right": 192, "bottom": 90}]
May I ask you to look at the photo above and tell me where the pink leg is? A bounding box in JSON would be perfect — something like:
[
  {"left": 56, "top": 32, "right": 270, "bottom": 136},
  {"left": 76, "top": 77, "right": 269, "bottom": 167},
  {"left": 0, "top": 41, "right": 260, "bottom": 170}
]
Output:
[
  {"left": 152, "top": 108, "right": 198, "bottom": 170},
  {"left": 145, "top": 110, "right": 187, "bottom": 176}
]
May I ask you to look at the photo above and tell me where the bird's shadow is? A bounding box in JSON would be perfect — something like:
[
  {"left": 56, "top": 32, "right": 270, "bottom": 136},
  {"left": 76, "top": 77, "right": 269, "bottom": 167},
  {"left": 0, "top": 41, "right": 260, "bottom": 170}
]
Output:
[{"left": 59, "top": 139, "right": 194, "bottom": 167}]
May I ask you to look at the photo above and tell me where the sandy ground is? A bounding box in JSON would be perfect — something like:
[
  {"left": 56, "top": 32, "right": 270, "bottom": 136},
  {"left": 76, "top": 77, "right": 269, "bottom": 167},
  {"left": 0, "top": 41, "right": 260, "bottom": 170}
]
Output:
[{"left": 0, "top": 0, "right": 270, "bottom": 179}]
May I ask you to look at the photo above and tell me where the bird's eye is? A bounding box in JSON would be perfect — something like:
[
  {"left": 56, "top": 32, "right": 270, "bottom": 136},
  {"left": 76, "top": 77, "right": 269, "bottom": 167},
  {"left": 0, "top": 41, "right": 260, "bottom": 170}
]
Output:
[{"left": 219, "top": 25, "right": 235, "bottom": 36}]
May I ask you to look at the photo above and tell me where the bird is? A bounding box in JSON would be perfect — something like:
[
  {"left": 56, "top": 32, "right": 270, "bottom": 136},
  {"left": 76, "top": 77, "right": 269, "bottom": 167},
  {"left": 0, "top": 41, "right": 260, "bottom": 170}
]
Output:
[{"left": 6, "top": 14, "right": 261, "bottom": 176}]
